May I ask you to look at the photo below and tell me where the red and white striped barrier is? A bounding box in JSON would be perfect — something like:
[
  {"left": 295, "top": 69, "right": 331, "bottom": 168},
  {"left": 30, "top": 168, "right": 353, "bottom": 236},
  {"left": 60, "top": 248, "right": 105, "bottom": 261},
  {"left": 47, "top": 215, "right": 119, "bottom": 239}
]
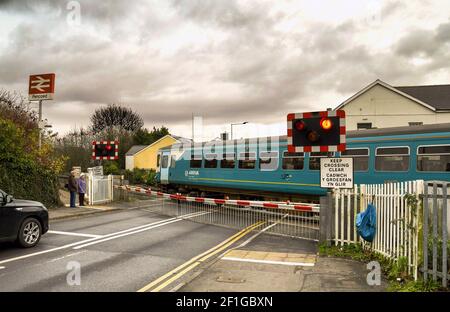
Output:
[{"left": 115, "top": 185, "right": 320, "bottom": 213}]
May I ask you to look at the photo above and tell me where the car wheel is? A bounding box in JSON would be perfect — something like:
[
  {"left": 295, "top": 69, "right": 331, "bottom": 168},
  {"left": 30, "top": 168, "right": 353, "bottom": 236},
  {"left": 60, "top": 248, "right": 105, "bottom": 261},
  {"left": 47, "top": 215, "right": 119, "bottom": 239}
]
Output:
[{"left": 17, "top": 218, "right": 42, "bottom": 248}]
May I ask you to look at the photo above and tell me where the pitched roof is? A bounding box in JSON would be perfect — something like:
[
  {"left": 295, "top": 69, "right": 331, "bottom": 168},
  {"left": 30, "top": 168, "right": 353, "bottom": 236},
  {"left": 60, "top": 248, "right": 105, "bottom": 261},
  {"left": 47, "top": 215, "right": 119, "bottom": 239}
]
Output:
[
  {"left": 335, "top": 79, "right": 436, "bottom": 111},
  {"left": 335, "top": 79, "right": 450, "bottom": 112},
  {"left": 394, "top": 84, "right": 450, "bottom": 111},
  {"left": 126, "top": 135, "right": 191, "bottom": 157},
  {"left": 125, "top": 145, "right": 147, "bottom": 156}
]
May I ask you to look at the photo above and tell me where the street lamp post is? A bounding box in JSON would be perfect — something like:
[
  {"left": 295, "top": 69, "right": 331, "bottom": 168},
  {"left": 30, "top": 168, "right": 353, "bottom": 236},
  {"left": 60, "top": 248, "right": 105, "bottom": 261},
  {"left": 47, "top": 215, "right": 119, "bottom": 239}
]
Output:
[{"left": 230, "top": 121, "right": 248, "bottom": 140}]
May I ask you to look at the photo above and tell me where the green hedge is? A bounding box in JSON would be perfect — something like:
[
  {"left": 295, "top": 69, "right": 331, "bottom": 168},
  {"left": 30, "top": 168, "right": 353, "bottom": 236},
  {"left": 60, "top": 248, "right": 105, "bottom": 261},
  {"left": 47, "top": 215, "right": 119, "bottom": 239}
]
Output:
[
  {"left": 0, "top": 117, "right": 61, "bottom": 208},
  {"left": 0, "top": 159, "right": 61, "bottom": 208}
]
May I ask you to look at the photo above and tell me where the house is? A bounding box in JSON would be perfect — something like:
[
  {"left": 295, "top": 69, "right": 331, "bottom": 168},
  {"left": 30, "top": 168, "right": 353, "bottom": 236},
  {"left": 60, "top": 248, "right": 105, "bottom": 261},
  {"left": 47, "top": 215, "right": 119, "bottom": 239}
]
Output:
[
  {"left": 334, "top": 79, "right": 450, "bottom": 130},
  {"left": 125, "top": 135, "right": 190, "bottom": 171}
]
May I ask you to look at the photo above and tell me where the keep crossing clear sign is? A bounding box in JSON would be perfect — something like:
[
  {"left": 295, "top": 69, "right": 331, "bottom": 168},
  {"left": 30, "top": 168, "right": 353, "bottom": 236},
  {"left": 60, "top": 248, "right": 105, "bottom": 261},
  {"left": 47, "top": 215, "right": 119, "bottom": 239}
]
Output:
[{"left": 320, "top": 157, "right": 354, "bottom": 189}]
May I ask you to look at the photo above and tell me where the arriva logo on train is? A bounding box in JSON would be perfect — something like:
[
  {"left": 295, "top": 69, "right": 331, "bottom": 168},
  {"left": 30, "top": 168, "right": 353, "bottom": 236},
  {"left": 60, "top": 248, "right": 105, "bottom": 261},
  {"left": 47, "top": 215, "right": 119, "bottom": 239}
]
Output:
[
  {"left": 185, "top": 170, "right": 200, "bottom": 177},
  {"left": 320, "top": 158, "right": 354, "bottom": 189}
]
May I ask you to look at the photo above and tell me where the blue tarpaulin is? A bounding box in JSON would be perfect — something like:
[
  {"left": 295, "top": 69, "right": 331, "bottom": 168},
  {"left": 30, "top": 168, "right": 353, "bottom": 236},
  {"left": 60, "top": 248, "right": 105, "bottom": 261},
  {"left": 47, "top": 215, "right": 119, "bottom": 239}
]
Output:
[{"left": 356, "top": 203, "right": 377, "bottom": 242}]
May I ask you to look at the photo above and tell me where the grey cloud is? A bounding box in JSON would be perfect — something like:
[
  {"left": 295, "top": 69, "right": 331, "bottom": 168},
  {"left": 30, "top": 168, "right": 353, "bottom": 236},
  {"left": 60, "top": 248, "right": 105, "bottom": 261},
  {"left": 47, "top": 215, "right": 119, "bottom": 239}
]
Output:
[
  {"left": 0, "top": 1, "right": 449, "bottom": 136},
  {"left": 396, "top": 20, "right": 450, "bottom": 57}
]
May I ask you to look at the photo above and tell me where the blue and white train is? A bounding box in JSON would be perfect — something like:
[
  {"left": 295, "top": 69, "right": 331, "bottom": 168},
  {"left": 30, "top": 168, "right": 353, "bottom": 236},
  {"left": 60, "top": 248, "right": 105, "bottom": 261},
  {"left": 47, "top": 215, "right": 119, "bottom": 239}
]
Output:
[{"left": 156, "top": 123, "right": 450, "bottom": 201}]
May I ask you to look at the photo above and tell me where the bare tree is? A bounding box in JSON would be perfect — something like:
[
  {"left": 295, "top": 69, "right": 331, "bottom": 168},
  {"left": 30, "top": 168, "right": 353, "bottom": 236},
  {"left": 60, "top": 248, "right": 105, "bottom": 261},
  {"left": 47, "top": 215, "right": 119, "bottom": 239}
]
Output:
[
  {"left": 90, "top": 104, "right": 144, "bottom": 134},
  {"left": 0, "top": 90, "right": 38, "bottom": 131}
]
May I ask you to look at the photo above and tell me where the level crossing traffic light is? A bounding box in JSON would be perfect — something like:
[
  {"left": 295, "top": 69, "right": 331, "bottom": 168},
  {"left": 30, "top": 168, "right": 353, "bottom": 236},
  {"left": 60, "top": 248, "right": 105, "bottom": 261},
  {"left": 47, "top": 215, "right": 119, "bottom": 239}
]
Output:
[{"left": 287, "top": 110, "right": 346, "bottom": 152}]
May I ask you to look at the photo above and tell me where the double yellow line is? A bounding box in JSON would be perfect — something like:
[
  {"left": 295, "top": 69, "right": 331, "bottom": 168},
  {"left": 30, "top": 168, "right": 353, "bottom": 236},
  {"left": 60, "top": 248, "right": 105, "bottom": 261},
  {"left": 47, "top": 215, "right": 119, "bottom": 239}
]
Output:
[{"left": 137, "top": 221, "right": 265, "bottom": 292}]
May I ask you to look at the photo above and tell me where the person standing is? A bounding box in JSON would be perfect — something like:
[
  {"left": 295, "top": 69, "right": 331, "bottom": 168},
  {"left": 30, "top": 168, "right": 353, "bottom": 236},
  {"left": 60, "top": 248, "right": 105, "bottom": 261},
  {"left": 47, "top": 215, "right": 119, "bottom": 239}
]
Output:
[
  {"left": 78, "top": 174, "right": 86, "bottom": 206},
  {"left": 68, "top": 170, "right": 78, "bottom": 208}
]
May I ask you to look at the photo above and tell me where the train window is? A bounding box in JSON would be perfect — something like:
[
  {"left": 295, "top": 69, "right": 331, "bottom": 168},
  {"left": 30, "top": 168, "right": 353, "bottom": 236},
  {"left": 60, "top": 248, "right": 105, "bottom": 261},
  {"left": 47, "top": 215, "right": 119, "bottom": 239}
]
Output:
[
  {"left": 341, "top": 148, "right": 369, "bottom": 171},
  {"left": 238, "top": 152, "right": 256, "bottom": 169},
  {"left": 309, "top": 152, "right": 334, "bottom": 170},
  {"left": 170, "top": 155, "right": 176, "bottom": 168},
  {"left": 161, "top": 155, "right": 169, "bottom": 168},
  {"left": 204, "top": 154, "right": 218, "bottom": 168},
  {"left": 190, "top": 159, "right": 202, "bottom": 168},
  {"left": 259, "top": 151, "right": 279, "bottom": 170},
  {"left": 417, "top": 145, "right": 450, "bottom": 172},
  {"left": 282, "top": 151, "right": 304, "bottom": 170},
  {"left": 220, "top": 153, "right": 235, "bottom": 169},
  {"left": 375, "top": 147, "right": 410, "bottom": 171}
]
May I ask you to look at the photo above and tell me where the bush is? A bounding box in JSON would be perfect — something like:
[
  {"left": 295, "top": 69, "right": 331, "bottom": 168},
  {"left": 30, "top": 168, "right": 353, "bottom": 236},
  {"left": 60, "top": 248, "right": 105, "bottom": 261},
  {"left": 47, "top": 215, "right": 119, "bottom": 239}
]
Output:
[
  {"left": 103, "top": 161, "right": 121, "bottom": 175},
  {"left": 125, "top": 168, "right": 157, "bottom": 186}
]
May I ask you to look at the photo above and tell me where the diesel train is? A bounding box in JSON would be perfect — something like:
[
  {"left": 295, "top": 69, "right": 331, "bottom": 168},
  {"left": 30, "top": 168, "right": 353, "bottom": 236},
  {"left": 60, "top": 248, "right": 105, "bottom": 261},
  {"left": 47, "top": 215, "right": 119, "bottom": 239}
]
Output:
[{"left": 156, "top": 123, "right": 450, "bottom": 201}]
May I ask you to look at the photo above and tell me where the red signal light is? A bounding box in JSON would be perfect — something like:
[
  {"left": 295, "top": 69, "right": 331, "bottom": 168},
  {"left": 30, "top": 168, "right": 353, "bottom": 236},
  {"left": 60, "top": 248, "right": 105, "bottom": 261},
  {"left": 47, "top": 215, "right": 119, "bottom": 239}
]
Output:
[
  {"left": 320, "top": 118, "right": 333, "bottom": 131},
  {"left": 295, "top": 120, "right": 306, "bottom": 131},
  {"left": 106, "top": 145, "right": 112, "bottom": 151}
]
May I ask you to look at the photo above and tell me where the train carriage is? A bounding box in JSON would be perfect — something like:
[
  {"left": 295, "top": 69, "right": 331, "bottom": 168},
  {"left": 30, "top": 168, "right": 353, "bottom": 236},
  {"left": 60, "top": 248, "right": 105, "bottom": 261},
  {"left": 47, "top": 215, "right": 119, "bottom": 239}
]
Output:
[{"left": 156, "top": 123, "right": 450, "bottom": 201}]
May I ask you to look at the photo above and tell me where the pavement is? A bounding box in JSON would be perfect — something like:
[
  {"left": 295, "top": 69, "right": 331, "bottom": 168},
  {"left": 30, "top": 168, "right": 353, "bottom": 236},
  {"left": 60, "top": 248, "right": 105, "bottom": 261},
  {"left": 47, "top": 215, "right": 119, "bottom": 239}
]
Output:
[
  {"left": 1, "top": 198, "right": 388, "bottom": 292},
  {"left": 48, "top": 200, "right": 147, "bottom": 220}
]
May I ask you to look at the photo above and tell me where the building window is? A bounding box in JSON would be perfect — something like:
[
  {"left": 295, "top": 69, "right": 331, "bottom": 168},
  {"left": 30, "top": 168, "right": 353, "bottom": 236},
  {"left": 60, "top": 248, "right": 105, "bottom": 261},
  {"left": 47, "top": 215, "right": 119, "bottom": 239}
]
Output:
[
  {"left": 409, "top": 122, "right": 423, "bottom": 126},
  {"left": 357, "top": 122, "right": 372, "bottom": 130},
  {"left": 157, "top": 154, "right": 161, "bottom": 167},
  {"left": 282, "top": 151, "right": 304, "bottom": 170},
  {"left": 238, "top": 152, "right": 256, "bottom": 169},
  {"left": 417, "top": 145, "right": 450, "bottom": 172},
  {"left": 309, "top": 152, "right": 334, "bottom": 170},
  {"left": 375, "top": 147, "right": 410, "bottom": 171},
  {"left": 220, "top": 153, "right": 235, "bottom": 169},
  {"left": 341, "top": 148, "right": 369, "bottom": 171}
]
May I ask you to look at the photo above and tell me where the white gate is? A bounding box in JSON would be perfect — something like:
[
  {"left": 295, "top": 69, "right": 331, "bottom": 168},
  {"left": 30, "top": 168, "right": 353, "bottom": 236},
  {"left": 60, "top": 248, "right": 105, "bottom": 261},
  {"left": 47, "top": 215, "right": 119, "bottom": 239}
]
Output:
[{"left": 86, "top": 174, "right": 113, "bottom": 205}]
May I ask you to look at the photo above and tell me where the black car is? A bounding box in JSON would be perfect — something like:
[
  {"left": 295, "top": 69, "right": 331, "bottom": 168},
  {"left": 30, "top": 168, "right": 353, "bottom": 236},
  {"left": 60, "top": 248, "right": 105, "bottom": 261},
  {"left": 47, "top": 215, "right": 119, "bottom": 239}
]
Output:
[{"left": 0, "top": 189, "right": 49, "bottom": 248}]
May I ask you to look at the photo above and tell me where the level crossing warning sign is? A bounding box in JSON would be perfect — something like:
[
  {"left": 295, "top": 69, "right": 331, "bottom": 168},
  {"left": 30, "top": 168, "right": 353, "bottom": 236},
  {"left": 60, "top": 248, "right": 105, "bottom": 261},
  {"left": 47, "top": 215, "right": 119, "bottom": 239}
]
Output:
[{"left": 320, "top": 157, "right": 354, "bottom": 189}]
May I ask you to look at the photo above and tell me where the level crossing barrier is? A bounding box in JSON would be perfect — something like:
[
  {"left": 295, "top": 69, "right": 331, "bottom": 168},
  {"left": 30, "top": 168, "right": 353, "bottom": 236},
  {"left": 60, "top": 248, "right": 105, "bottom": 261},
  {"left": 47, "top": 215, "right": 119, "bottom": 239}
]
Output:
[{"left": 114, "top": 185, "right": 320, "bottom": 241}]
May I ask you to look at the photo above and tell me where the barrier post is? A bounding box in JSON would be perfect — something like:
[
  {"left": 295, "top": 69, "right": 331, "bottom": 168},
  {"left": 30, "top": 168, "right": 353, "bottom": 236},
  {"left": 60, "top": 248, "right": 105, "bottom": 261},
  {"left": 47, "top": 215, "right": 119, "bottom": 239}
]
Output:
[{"left": 319, "top": 192, "right": 332, "bottom": 245}]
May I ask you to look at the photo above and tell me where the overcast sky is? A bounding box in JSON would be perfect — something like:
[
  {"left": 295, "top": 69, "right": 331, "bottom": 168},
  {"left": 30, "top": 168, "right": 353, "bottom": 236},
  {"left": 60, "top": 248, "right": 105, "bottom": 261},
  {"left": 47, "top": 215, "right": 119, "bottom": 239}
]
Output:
[{"left": 1, "top": 0, "right": 449, "bottom": 140}]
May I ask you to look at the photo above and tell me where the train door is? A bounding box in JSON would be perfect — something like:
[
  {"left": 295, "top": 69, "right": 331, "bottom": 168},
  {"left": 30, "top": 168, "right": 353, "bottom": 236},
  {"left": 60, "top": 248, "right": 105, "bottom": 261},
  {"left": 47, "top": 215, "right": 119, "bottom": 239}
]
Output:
[{"left": 160, "top": 151, "right": 171, "bottom": 184}]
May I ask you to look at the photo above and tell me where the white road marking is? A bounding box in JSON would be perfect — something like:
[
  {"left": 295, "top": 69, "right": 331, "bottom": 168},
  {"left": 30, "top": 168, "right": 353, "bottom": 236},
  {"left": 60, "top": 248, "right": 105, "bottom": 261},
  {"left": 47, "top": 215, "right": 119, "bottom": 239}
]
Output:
[
  {"left": 73, "top": 211, "right": 212, "bottom": 250},
  {"left": 221, "top": 257, "right": 315, "bottom": 267},
  {"left": 0, "top": 237, "right": 100, "bottom": 266},
  {"left": 0, "top": 211, "right": 211, "bottom": 265},
  {"left": 47, "top": 251, "right": 87, "bottom": 263},
  {"left": 48, "top": 230, "right": 102, "bottom": 238},
  {"left": 0, "top": 266, "right": 5, "bottom": 270}
]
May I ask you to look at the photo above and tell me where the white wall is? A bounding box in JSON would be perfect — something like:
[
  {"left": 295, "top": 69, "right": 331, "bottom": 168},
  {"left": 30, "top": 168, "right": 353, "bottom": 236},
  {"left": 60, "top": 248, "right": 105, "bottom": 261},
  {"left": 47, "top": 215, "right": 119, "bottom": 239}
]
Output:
[
  {"left": 125, "top": 156, "right": 134, "bottom": 171},
  {"left": 341, "top": 84, "right": 450, "bottom": 130}
]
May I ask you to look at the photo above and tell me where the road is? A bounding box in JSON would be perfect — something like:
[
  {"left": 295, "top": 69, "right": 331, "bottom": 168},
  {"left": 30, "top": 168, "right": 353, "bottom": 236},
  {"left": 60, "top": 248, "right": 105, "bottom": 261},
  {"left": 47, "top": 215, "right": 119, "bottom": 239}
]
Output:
[{"left": 0, "top": 206, "right": 244, "bottom": 292}]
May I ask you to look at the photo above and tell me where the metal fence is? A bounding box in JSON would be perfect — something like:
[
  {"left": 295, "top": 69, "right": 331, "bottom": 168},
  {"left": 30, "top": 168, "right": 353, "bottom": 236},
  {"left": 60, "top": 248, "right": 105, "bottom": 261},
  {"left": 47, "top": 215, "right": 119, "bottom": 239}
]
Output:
[
  {"left": 422, "top": 181, "right": 448, "bottom": 288},
  {"left": 330, "top": 180, "right": 449, "bottom": 286},
  {"left": 114, "top": 185, "right": 320, "bottom": 241},
  {"left": 333, "top": 181, "right": 422, "bottom": 278}
]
